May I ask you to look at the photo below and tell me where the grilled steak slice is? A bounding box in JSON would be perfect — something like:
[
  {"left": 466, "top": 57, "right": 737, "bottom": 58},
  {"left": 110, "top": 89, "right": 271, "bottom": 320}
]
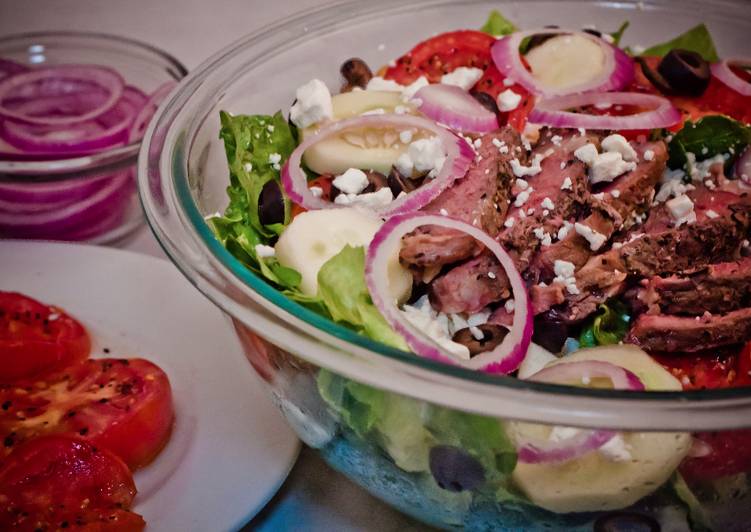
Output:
[
  {"left": 399, "top": 127, "right": 522, "bottom": 273},
  {"left": 532, "top": 140, "right": 668, "bottom": 279},
  {"left": 630, "top": 257, "right": 751, "bottom": 316},
  {"left": 429, "top": 252, "right": 510, "bottom": 314},
  {"left": 627, "top": 307, "right": 751, "bottom": 353}
]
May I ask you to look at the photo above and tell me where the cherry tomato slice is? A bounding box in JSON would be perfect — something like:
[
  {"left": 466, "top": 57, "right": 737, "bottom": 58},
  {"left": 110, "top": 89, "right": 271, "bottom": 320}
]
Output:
[
  {"left": 0, "top": 435, "right": 144, "bottom": 531},
  {"left": 680, "top": 429, "right": 751, "bottom": 484},
  {"left": 384, "top": 30, "right": 496, "bottom": 84},
  {"left": 654, "top": 344, "right": 751, "bottom": 391},
  {"left": 0, "top": 291, "right": 91, "bottom": 384},
  {"left": 0, "top": 358, "right": 174, "bottom": 470}
]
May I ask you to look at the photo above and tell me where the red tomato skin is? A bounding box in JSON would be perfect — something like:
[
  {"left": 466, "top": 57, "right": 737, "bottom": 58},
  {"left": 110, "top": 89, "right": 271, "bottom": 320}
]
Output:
[
  {"left": 384, "top": 30, "right": 496, "bottom": 84},
  {"left": 0, "top": 435, "right": 141, "bottom": 531},
  {"left": 0, "top": 358, "right": 174, "bottom": 470},
  {"left": 680, "top": 429, "right": 751, "bottom": 484},
  {"left": 0, "top": 291, "right": 91, "bottom": 384}
]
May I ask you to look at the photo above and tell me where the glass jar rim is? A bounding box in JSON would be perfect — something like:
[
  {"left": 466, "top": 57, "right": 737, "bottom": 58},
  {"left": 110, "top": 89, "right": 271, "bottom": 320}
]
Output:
[
  {"left": 139, "top": 0, "right": 751, "bottom": 431},
  {"left": 0, "top": 30, "right": 188, "bottom": 178}
]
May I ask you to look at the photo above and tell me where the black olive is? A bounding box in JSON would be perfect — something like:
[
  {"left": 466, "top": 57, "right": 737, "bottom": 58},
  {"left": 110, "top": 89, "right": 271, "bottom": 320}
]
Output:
[
  {"left": 636, "top": 57, "right": 674, "bottom": 94},
  {"left": 532, "top": 311, "right": 570, "bottom": 353},
  {"left": 429, "top": 445, "right": 485, "bottom": 492},
  {"left": 361, "top": 170, "right": 389, "bottom": 194},
  {"left": 452, "top": 324, "right": 508, "bottom": 356},
  {"left": 387, "top": 167, "right": 417, "bottom": 197},
  {"left": 471, "top": 91, "right": 500, "bottom": 116},
  {"left": 258, "top": 180, "right": 285, "bottom": 225},
  {"left": 657, "top": 49, "right": 711, "bottom": 97},
  {"left": 340, "top": 58, "right": 373, "bottom": 91},
  {"left": 593, "top": 511, "right": 660, "bottom": 532},
  {"left": 524, "top": 26, "right": 560, "bottom": 53},
  {"left": 582, "top": 28, "right": 602, "bottom": 38}
]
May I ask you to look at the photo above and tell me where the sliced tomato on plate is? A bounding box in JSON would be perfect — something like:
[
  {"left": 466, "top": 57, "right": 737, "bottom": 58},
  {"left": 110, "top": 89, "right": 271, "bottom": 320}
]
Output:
[
  {"left": 654, "top": 342, "right": 751, "bottom": 391},
  {"left": 0, "top": 357, "right": 173, "bottom": 470},
  {"left": 0, "top": 434, "right": 144, "bottom": 531},
  {"left": 383, "top": 30, "right": 496, "bottom": 84},
  {"left": 291, "top": 175, "right": 333, "bottom": 219},
  {"left": 0, "top": 291, "right": 91, "bottom": 384}
]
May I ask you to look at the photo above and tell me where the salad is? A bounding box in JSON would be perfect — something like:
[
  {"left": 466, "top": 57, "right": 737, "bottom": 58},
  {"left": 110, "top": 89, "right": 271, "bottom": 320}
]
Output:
[{"left": 209, "top": 10, "right": 751, "bottom": 530}]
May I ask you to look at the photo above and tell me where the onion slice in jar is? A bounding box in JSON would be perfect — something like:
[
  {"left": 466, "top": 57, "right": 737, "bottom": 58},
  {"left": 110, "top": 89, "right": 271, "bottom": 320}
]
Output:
[
  {"left": 0, "top": 59, "right": 28, "bottom": 81},
  {"left": 491, "top": 29, "right": 634, "bottom": 97},
  {"left": 710, "top": 59, "right": 751, "bottom": 96},
  {"left": 128, "top": 81, "right": 176, "bottom": 142},
  {"left": 365, "top": 212, "right": 532, "bottom": 373},
  {"left": 281, "top": 114, "right": 474, "bottom": 216},
  {"left": 528, "top": 91, "right": 681, "bottom": 130},
  {"left": 0, "top": 65, "right": 124, "bottom": 126},
  {"left": 414, "top": 84, "right": 498, "bottom": 133},
  {"left": 513, "top": 360, "right": 645, "bottom": 464}
]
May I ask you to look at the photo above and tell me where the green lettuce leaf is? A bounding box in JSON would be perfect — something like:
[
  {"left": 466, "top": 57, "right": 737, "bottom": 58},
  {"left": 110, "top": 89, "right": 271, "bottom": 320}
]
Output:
[
  {"left": 579, "top": 301, "right": 631, "bottom": 347},
  {"left": 480, "top": 9, "right": 517, "bottom": 37},
  {"left": 317, "top": 245, "right": 408, "bottom": 350},
  {"left": 610, "top": 20, "right": 630, "bottom": 47},
  {"left": 671, "top": 474, "right": 713, "bottom": 532},
  {"left": 668, "top": 115, "right": 751, "bottom": 170},
  {"left": 641, "top": 23, "right": 719, "bottom": 62}
]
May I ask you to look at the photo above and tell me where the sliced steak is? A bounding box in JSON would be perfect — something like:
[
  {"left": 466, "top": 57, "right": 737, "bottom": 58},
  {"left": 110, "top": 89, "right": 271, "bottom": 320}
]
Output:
[
  {"left": 532, "top": 140, "right": 668, "bottom": 279},
  {"left": 626, "top": 307, "right": 751, "bottom": 353},
  {"left": 399, "top": 127, "right": 522, "bottom": 274},
  {"left": 630, "top": 257, "right": 751, "bottom": 316},
  {"left": 429, "top": 252, "right": 510, "bottom": 314}
]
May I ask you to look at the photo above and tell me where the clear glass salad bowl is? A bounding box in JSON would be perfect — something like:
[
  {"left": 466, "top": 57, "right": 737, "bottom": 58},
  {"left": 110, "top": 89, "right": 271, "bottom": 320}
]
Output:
[
  {"left": 0, "top": 32, "right": 187, "bottom": 243},
  {"left": 139, "top": 1, "right": 751, "bottom": 529}
]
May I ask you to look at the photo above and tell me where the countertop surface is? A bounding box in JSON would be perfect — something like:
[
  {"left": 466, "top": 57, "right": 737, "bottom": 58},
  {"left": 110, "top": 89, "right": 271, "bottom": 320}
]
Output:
[{"left": 0, "top": 0, "right": 428, "bottom": 530}]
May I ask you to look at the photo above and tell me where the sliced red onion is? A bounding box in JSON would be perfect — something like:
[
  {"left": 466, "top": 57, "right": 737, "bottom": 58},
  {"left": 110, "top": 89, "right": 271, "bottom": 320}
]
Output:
[
  {"left": 711, "top": 59, "right": 751, "bottom": 96},
  {"left": 514, "top": 360, "right": 645, "bottom": 464},
  {"left": 128, "top": 81, "right": 176, "bottom": 143},
  {"left": 527, "top": 360, "right": 646, "bottom": 391},
  {"left": 0, "top": 85, "right": 144, "bottom": 154},
  {"left": 0, "top": 59, "right": 28, "bottom": 81},
  {"left": 0, "top": 65, "right": 124, "bottom": 126},
  {"left": 735, "top": 146, "right": 751, "bottom": 184},
  {"left": 0, "top": 170, "right": 133, "bottom": 238},
  {"left": 365, "top": 212, "right": 532, "bottom": 373},
  {"left": 529, "top": 91, "right": 681, "bottom": 130},
  {"left": 281, "top": 114, "right": 474, "bottom": 216},
  {"left": 491, "top": 29, "right": 634, "bottom": 97},
  {"left": 414, "top": 84, "right": 498, "bottom": 133}
]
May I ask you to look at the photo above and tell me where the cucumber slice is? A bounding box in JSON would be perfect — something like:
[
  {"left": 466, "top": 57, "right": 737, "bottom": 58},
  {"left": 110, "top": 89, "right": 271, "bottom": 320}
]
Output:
[
  {"left": 511, "top": 345, "right": 691, "bottom": 513},
  {"left": 301, "top": 91, "right": 419, "bottom": 175},
  {"left": 525, "top": 34, "right": 606, "bottom": 91}
]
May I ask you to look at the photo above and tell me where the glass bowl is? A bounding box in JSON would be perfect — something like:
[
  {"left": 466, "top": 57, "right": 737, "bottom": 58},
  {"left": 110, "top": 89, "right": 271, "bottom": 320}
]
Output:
[
  {"left": 0, "top": 32, "right": 187, "bottom": 243},
  {"left": 139, "top": 1, "right": 751, "bottom": 529}
]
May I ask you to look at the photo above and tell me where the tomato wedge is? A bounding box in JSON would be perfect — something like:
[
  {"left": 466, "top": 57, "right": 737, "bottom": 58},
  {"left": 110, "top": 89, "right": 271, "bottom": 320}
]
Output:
[
  {"left": 0, "top": 435, "right": 144, "bottom": 531},
  {"left": 0, "top": 291, "right": 91, "bottom": 384},
  {"left": 655, "top": 343, "right": 751, "bottom": 391},
  {"left": 0, "top": 358, "right": 174, "bottom": 470},
  {"left": 384, "top": 30, "right": 496, "bottom": 84},
  {"left": 681, "top": 429, "right": 751, "bottom": 484}
]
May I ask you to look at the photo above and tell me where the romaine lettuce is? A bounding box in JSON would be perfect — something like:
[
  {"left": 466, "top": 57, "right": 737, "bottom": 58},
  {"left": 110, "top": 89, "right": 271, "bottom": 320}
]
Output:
[{"left": 641, "top": 23, "right": 719, "bottom": 63}]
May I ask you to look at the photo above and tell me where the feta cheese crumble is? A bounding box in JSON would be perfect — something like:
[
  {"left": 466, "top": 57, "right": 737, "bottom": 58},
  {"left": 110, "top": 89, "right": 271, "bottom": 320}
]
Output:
[
  {"left": 441, "top": 67, "right": 483, "bottom": 91},
  {"left": 289, "top": 79, "right": 333, "bottom": 129},
  {"left": 514, "top": 187, "right": 534, "bottom": 207},
  {"left": 333, "top": 168, "right": 369, "bottom": 194},
  {"left": 510, "top": 154, "right": 543, "bottom": 178},
  {"left": 255, "top": 244, "right": 276, "bottom": 258},
  {"left": 575, "top": 140, "right": 637, "bottom": 185},
  {"left": 334, "top": 187, "right": 394, "bottom": 209},
  {"left": 309, "top": 186, "right": 323, "bottom": 198},
  {"left": 540, "top": 197, "right": 555, "bottom": 210},
  {"left": 553, "top": 259, "right": 579, "bottom": 295},
  {"left": 575, "top": 222, "right": 607, "bottom": 251},
  {"left": 643, "top": 149, "right": 655, "bottom": 161},
  {"left": 601, "top": 134, "right": 638, "bottom": 162},
  {"left": 666, "top": 194, "right": 696, "bottom": 227},
  {"left": 497, "top": 89, "right": 522, "bottom": 112},
  {"left": 561, "top": 177, "right": 573, "bottom": 190},
  {"left": 395, "top": 136, "right": 446, "bottom": 178}
]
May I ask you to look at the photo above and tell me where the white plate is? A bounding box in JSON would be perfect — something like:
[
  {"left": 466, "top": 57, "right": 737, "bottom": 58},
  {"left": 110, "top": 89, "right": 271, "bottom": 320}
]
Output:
[{"left": 0, "top": 240, "right": 300, "bottom": 532}]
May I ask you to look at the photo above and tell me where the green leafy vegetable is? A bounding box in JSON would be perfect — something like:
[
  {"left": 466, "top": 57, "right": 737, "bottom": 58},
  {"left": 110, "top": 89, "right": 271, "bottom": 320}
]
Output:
[
  {"left": 668, "top": 115, "right": 751, "bottom": 170},
  {"left": 610, "top": 20, "right": 630, "bottom": 47},
  {"left": 317, "top": 245, "right": 408, "bottom": 350},
  {"left": 579, "top": 301, "right": 631, "bottom": 347},
  {"left": 641, "top": 23, "right": 719, "bottom": 62},
  {"left": 480, "top": 9, "right": 517, "bottom": 37}
]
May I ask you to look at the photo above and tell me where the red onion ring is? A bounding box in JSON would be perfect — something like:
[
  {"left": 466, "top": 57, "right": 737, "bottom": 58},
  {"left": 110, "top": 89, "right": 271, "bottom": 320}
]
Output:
[
  {"left": 365, "top": 212, "right": 532, "bottom": 373},
  {"left": 0, "top": 59, "right": 28, "bottom": 81},
  {"left": 0, "top": 85, "right": 144, "bottom": 154},
  {"left": 491, "top": 29, "right": 634, "bottom": 97},
  {"left": 528, "top": 91, "right": 681, "bottom": 130},
  {"left": 414, "top": 84, "right": 498, "bottom": 133},
  {"left": 0, "top": 170, "right": 133, "bottom": 238},
  {"left": 281, "top": 114, "right": 474, "bottom": 216},
  {"left": 0, "top": 65, "right": 124, "bottom": 126},
  {"left": 711, "top": 59, "right": 751, "bottom": 96},
  {"left": 127, "top": 81, "right": 176, "bottom": 142},
  {"left": 514, "top": 360, "right": 645, "bottom": 463}
]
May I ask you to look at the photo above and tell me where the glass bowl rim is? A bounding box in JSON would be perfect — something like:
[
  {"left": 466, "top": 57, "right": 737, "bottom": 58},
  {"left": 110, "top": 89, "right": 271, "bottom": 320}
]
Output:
[
  {"left": 139, "top": 0, "right": 751, "bottom": 430},
  {"left": 0, "top": 30, "right": 188, "bottom": 178}
]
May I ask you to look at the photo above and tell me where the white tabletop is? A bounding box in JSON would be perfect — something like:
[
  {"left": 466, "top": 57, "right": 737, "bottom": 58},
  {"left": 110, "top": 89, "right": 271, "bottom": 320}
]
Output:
[{"left": 0, "top": 0, "right": 428, "bottom": 529}]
